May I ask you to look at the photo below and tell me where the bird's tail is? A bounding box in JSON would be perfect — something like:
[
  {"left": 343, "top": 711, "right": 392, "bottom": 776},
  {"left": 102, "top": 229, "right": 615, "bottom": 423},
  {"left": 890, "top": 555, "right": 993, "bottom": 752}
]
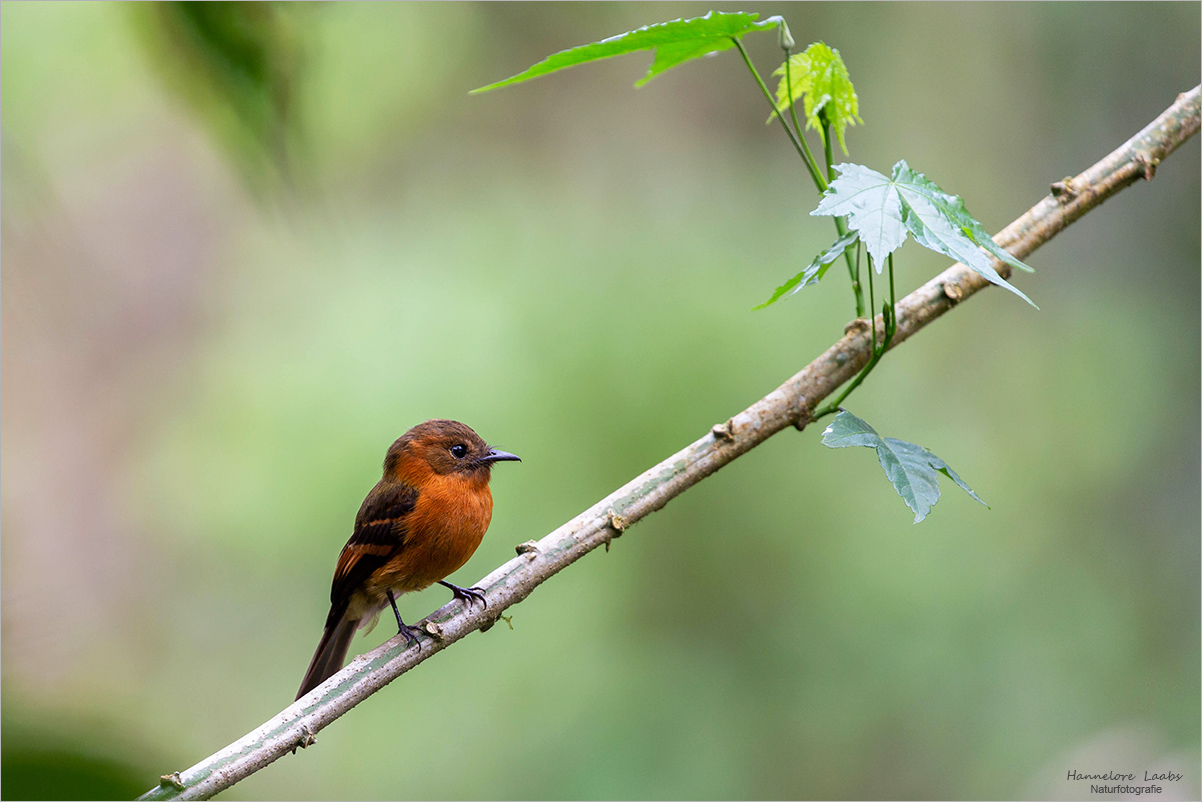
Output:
[{"left": 296, "top": 610, "right": 359, "bottom": 701}]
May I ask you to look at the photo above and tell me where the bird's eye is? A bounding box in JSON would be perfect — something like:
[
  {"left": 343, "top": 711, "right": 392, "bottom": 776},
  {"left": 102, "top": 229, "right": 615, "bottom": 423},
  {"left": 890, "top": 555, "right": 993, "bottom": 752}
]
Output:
[{"left": 450, "top": 444, "right": 468, "bottom": 459}]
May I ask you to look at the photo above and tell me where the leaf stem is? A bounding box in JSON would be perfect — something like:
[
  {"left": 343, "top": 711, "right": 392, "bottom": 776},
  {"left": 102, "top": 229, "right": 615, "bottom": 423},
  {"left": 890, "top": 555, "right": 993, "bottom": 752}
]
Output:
[
  {"left": 887, "top": 251, "right": 897, "bottom": 311},
  {"left": 732, "top": 38, "right": 826, "bottom": 192},
  {"left": 747, "top": 41, "right": 861, "bottom": 317},
  {"left": 866, "top": 254, "right": 877, "bottom": 347},
  {"left": 849, "top": 231, "right": 864, "bottom": 316},
  {"left": 811, "top": 253, "right": 899, "bottom": 422},
  {"left": 822, "top": 118, "right": 836, "bottom": 183},
  {"left": 822, "top": 116, "right": 863, "bottom": 317},
  {"left": 784, "top": 54, "right": 809, "bottom": 169}
]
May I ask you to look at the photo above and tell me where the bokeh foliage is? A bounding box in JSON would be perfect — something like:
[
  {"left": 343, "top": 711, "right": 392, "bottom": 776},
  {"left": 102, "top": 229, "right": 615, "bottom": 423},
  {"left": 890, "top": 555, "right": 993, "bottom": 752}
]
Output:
[
  {"left": 131, "top": 2, "right": 304, "bottom": 192},
  {"left": 2, "top": 3, "right": 1199, "bottom": 799}
]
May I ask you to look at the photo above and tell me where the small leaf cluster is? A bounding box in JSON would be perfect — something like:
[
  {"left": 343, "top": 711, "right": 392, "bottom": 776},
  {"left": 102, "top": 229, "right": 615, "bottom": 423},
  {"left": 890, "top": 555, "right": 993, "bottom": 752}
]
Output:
[
  {"left": 472, "top": 11, "right": 1014, "bottom": 524},
  {"left": 821, "top": 410, "right": 987, "bottom": 523}
]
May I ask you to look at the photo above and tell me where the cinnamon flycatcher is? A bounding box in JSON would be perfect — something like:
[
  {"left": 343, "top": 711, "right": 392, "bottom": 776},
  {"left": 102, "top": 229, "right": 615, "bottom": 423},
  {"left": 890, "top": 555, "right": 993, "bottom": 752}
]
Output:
[{"left": 297, "top": 419, "right": 519, "bottom": 699}]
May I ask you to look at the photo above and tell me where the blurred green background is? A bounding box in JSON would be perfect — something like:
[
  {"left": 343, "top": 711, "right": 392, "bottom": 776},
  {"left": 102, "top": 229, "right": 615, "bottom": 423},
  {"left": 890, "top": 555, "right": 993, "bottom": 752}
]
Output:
[{"left": 2, "top": 3, "right": 1199, "bottom": 799}]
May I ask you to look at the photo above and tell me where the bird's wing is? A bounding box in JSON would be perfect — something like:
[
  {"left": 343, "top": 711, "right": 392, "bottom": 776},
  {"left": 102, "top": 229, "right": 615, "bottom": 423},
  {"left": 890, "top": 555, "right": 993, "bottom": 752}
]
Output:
[{"left": 327, "top": 479, "right": 420, "bottom": 619}]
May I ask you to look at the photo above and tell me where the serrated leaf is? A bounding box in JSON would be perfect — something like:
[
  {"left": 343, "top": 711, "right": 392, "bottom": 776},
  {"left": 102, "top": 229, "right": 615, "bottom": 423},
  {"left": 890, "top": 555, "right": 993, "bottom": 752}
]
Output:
[
  {"left": 753, "top": 230, "right": 858, "bottom": 310},
  {"left": 471, "top": 12, "right": 779, "bottom": 94},
  {"left": 769, "top": 43, "right": 861, "bottom": 153},
  {"left": 890, "top": 161, "right": 1037, "bottom": 307},
  {"left": 810, "top": 163, "right": 906, "bottom": 268},
  {"left": 892, "top": 164, "right": 1033, "bottom": 274},
  {"left": 968, "top": 226, "right": 1035, "bottom": 273},
  {"left": 767, "top": 53, "right": 811, "bottom": 122},
  {"left": 821, "top": 410, "right": 988, "bottom": 523},
  {"left": 801, "top": 43, "right": 862, "bottom": 153},
  {"left": 812, "top": 161, "right": 1037, "bottom": 307}
]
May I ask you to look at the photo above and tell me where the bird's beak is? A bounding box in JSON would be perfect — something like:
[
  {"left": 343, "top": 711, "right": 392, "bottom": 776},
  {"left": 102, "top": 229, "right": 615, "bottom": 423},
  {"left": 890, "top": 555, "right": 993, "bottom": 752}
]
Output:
[{"left": 483, "top": 448, "right": 521, "bottom": 464}]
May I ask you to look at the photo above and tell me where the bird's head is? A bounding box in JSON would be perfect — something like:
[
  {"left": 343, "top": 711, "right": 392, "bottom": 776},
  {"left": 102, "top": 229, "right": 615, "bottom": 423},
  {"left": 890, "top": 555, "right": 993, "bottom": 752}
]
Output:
[{"left": 384, "top": 419, "right": 520, "bottom": 485}]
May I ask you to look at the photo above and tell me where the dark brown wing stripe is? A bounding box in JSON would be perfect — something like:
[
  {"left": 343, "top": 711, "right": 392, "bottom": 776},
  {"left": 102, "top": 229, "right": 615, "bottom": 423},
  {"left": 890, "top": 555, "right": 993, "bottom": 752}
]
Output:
[{"left": 327, "top": 481, "right": 419, "bottom": 614}]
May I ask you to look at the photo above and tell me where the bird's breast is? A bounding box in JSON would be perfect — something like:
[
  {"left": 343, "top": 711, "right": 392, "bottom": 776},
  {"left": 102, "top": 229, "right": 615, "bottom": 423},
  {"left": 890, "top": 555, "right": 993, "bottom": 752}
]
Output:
[{"left": 382, "top": 474, "right": 493, "bottom": 593}]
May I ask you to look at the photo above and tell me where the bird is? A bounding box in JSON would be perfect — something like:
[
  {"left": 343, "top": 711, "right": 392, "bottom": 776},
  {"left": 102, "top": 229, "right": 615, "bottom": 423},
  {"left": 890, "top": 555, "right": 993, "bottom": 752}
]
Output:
[{"left": 296, "top": 419, "right": 520, "bottom": 700}]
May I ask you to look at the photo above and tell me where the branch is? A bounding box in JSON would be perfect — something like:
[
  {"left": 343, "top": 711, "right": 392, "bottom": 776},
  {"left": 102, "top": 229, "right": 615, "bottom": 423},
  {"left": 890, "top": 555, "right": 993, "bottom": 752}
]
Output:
[{"left": 139, "top": 85, "right": 1199, "bottom": 801}]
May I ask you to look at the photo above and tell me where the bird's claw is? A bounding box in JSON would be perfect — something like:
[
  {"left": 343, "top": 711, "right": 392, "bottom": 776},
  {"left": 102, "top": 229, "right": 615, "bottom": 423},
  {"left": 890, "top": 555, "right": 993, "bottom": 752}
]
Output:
[
  {"left": 386, "top": 589, "right": 424, "bottom": 651},
  {"left": 439, "top": 580, "right": 488, "bottom": 609},
  {"left": 397, "top": 624, "right": 423, "bottom": 651}
]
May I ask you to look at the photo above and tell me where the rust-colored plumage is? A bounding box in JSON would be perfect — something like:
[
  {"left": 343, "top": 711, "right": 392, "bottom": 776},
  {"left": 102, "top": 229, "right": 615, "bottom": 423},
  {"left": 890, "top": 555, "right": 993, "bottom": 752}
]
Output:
[{"left": 296, "top": 419, "right": 519, "bottom": 700}]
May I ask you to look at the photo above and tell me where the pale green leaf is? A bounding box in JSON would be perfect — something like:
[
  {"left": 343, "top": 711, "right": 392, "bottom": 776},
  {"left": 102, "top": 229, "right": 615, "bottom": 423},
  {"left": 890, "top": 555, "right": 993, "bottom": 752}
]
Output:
[
  {"left": 810, "top": 163, "right": 906, "bottom": 268},
  {"left": 890, "top": 161, "right": 1037, "bottom": 307},
  {"left": 891, "top": 162, "right": 1034, "bottom": 274},
  {"left": 821, "top": 410, "right": 988, "bottom": 523},
  {"left": 811, "top": 161, "right": 1037, "bottom": 307}
]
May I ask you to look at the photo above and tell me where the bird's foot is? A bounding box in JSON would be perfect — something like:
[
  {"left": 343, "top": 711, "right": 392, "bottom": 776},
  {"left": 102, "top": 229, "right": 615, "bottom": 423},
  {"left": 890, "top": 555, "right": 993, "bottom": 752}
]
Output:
[
  {"left": 396, "top": 623, "right": 424, "bottom": 651},
  {"left": 387, "top": 589, "right": 424, "bottom": 651},
  {"left": 438, "top": 580, "right": 488, "bottom": 609}
]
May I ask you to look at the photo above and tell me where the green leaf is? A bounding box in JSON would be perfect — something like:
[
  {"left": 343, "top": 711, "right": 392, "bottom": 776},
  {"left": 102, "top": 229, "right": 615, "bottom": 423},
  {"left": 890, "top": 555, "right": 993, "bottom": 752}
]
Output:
[
  {"left": 768, "top": 53, "right": 811, "bottom": 121},
  {"left": 811, "top": 160, "right": 1037, "bottom": 307},
  {"left": 890, "top": 161, "right": 1037, "bottom": 306},
  {"left": 916, "top": 174, "right": 1034, "bottom": 273},
  {"left": 769, "top": 43, "right": 861, "bottom": 154},
  {"left": 753, "top": 230, "right": 858, "bottom": 309},
  {"left": 471, "top": 12, "right": 779, "bottom": 93},
  {"left": 821, "top": 410, "right": 988, "bottom": 523}
]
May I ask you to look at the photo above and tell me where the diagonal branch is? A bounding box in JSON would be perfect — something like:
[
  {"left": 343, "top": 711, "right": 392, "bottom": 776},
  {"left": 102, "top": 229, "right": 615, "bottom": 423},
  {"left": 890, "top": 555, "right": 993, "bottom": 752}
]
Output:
[{"left": 139, "top": 85, "right": 1199, "bottom": 801}]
